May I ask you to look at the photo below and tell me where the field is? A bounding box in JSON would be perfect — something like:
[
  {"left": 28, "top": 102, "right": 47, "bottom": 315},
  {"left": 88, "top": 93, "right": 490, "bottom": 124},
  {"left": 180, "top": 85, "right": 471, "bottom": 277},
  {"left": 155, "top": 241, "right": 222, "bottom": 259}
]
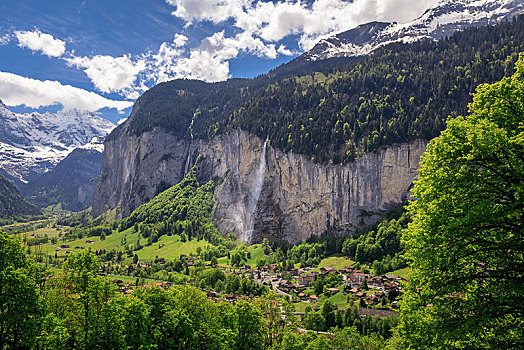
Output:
[
  {"left": 314, "top": 254, "right": 355, "bottom": 271},
  {"left": 293, "top": 291, "right": 352, "bottom": 312},
  {"left": 391, "top": 267, "right": 411, "bottom": 279},
  {"left": 216, "top": 243, "right": 266, "bottom": 267},
  {"left": 26, "top": 225, "right": 213, "bottom": 262}
]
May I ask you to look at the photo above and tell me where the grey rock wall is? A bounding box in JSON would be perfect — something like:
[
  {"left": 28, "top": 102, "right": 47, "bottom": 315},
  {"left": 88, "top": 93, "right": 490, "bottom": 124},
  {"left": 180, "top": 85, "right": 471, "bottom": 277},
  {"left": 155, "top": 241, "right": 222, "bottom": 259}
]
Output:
[{"left": 92, "top": 128, "right": 427, "bottom": 243}]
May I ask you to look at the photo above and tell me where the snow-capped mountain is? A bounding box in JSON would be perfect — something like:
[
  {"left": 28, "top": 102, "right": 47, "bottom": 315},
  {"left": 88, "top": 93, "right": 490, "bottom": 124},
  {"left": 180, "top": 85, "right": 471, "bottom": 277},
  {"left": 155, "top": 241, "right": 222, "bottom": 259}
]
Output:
[
  {"left": 0, "top": 100, "right": 115, "bottom": 185},
  {"left": 303, "top": 0, "right": 524, "bottom": 61}
]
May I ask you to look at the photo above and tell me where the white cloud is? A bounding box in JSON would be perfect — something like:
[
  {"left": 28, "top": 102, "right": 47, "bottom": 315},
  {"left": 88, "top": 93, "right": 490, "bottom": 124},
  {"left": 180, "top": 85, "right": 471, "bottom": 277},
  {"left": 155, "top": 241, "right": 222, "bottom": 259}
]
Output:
[
  {"left": 0, "top": 71, "right": 133, "bottom": 112},
  {"left": 166, "top": 0, "right": 242, "bottom": 24},
  {"left": 0, "top": 34, "right": 10, "bottom": 45},
  {"left": 167, "top": 0, "right": 438, "bottom": 50},
  {"left": 15, "top": 29, "right": 66, "bottom": 57},
  {"left": 65, "top": 54, "right": 146, "bottom": 96},
  {"left": 277, "top": 44, "right": 294, "bottom": 56},
  {"left": 173, "top": 34, "right": 189, "bottom": 47}
]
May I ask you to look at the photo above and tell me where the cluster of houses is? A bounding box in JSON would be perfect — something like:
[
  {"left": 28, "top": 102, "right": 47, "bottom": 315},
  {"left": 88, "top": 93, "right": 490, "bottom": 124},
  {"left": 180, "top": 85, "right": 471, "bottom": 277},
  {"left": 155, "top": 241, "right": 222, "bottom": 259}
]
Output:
[
  {"left": 112, "top": 279, "right": 171, "bottom": 295},
  {"left": 256, "top": 264, "right": 405, "bottom": 307},
  {"left": 104, "top": 254, "right": 404, "bottom": 310}
]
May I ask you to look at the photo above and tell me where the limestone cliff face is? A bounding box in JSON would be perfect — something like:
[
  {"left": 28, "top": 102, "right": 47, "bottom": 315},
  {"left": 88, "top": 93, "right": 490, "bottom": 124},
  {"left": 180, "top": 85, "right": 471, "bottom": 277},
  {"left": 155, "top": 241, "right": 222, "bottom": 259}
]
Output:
[{"left": 92, "top": 128, "right": 427, "bottom": 243}]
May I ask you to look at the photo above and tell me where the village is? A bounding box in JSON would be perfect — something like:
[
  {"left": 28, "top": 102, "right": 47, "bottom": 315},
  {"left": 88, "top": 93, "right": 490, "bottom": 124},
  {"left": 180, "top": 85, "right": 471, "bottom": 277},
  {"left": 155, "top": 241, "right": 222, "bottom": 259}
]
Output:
[{"left": 108, "top": 254, "right": 404, "bottom": 320}]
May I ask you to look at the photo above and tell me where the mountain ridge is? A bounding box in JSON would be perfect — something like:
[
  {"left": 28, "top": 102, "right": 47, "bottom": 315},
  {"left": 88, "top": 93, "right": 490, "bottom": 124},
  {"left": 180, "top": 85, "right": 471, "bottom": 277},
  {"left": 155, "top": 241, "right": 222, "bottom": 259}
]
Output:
[
  {"left": 0, "top": 100, "right": 114, "bottom": 185},
  {"left": 0, "top": 173, "right": 42, "bottom": 219},
  {"left": 301, "top": 0, "right": 524, "bottom": 61}
]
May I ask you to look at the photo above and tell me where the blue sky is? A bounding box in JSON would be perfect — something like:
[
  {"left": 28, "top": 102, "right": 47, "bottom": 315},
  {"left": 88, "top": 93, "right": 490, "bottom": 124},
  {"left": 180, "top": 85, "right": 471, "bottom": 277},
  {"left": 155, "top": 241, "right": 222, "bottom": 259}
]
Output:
[{"left": 0, "top": 0, "right": 435, "bottom": 123}]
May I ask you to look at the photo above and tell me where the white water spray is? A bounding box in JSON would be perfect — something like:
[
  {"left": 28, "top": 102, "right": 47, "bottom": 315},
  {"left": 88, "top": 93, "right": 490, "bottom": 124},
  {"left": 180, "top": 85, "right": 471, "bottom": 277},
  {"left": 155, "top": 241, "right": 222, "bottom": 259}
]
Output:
[
  {"left": 243, "top": 137, "right": 268, "bottom": 244},
  {"left": 184, "top": 113, "right": 196, "bottom": 176}
]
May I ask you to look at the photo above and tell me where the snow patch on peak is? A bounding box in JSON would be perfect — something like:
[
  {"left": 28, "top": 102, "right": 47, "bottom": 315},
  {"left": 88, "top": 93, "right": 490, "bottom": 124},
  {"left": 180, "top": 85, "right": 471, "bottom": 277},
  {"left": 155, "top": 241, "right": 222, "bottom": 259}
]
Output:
[
  {"left": 0, "top": 104, "right": 115, "bottom": 184},
  {"left": 303, "top": 0, "right": 524, "bottom": 61}
]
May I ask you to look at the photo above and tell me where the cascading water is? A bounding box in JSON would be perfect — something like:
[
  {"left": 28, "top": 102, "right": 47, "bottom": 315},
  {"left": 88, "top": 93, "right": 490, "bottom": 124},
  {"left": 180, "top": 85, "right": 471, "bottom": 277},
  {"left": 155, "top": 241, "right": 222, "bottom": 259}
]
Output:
[
  {"left": 184, "top": 113, "right": 196, "bottom": 176},
  {"left": 243, "top": 137, "right": 268, "bottom": 244}
]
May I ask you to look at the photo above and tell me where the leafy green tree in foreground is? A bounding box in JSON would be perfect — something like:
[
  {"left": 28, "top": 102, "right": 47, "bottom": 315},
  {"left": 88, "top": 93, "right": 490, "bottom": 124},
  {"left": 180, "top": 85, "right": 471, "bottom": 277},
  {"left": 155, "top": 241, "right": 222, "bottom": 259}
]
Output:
[
  {"left": 0, "top": 231, "right": 43, "bottom": 349},
  {"left": 400, "top": 54, "right": 524, "bottom": 349}
]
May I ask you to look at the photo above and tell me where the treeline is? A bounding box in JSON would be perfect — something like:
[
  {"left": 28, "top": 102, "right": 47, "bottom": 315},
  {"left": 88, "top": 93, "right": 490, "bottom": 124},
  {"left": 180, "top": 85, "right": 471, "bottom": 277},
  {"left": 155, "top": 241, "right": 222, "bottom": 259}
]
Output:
[
  {"left": 222, "top": 16, "right": 524, "bottom": 163},
  {"left": 239, "top": 207, "right": 407, "bottom": 275},
  {"left": 303, "top": 300, "right": 398, "bottom": 338},
  {"left": 116, "top": 16, "right": 524, "bottom": 165}
]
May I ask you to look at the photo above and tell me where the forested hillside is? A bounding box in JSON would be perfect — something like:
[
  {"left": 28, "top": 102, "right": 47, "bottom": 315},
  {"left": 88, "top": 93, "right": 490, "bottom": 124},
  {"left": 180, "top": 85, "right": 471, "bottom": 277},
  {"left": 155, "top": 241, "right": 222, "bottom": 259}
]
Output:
[
  {"left": 0, "top": 174, "right": 41, "bottom": 220},
  {"left": 224, "top": 16, "right": 524, "bottom": 163},
  {"left": 115, "top": 16, "right": 524, "bottom": 164}
]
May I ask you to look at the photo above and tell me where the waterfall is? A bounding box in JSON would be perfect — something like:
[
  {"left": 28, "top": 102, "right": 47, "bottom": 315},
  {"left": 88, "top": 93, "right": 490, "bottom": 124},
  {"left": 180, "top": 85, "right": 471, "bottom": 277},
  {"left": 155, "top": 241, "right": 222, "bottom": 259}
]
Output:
[
  {"left": 184, "top": 113, "right": 196, "bottom": 176},
  {"left": 243, "top": 137, "right": 268, "bottom": 244}
]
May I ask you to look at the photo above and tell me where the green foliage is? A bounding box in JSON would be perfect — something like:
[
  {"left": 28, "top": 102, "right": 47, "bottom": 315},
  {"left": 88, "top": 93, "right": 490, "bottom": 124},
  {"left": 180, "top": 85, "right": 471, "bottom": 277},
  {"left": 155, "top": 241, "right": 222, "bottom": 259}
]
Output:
[
  {"left": 113, "top": 17, "right": 524, "bottom": 165},
  {"left": 216, "top": 16, "right": 524, "bottom": 163},
  {"left": 121, "top": 165, "right": 223, "bottom": 245},
  {"left": 0, "top": 231, "right": 43, "bottom": 349},
  {"left": 342, "top": 208, "right": 408, "bottom": 270},
  {"left": 0, "top": 174, "right": 42, "bottom": 219},
  {"left": 400, "top": 54, "right": 524, "bottom": 349}
]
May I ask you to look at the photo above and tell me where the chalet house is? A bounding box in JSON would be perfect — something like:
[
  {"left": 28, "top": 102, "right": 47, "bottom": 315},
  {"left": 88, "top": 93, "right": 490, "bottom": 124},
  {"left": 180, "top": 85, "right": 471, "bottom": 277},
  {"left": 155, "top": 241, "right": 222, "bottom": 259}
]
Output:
[
  {"left": 298, "top": 292, "right": 308, "bottom": 300},
  {"left": 293, "top": 283, "right": 306, "bottom": 291},
  {"left": 366, "top": 295, "right": 379, "bottom": 305},
  {"left": 369, "top": 276, "right": 384, "bottom": 286},
  {"left": 384, "top": 282, "right": 400, "bottom": 292},
  {"left": 320, "top": 266, "right": 336, "bottom": 275},
  {"left": 309, "top": 295, "right": 319, "bottom": 301},
  {"left": 355, "top": 292, "right": 365, "bottom": 299},
  {"left": 346, "top": 276, "right": 361, "bottom": 289},
  {"left": 268, "top": 264, "right": 278, "bottom": 273},
  {"left": 354, "top": 271, "right": 366, "bottom": 281},
  {"left": 279, "top": 280, "right": 294, "bottom": 291},
  {"left": 384, "top": 274, "right": 397, "bottom": 281},
  {"left": 298, "top": 271, "right": 318, "bottom": 286}
]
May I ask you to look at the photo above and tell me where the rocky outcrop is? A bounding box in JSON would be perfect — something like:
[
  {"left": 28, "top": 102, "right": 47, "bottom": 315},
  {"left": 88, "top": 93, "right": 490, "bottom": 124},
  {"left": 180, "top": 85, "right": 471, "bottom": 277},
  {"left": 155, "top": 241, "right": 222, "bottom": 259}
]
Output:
[{"left": 92, "top": 128, "right": 427, "bottom": 243}]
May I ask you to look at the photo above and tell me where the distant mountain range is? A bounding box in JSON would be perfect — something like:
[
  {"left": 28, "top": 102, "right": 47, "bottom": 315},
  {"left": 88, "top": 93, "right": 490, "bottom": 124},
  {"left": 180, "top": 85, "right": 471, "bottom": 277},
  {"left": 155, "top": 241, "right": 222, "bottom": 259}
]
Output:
[
  {"left": 22, "top": 148, "right": 104, "bottom": 212},
  {"left": 0, "top": 99, "right": 114, "bottom": 186},
  {"left": 0, "top": 100, "right": 114, "bottom": 212},
  {"left": 301, "top": 0, "right": 524, "bottom": 61}
]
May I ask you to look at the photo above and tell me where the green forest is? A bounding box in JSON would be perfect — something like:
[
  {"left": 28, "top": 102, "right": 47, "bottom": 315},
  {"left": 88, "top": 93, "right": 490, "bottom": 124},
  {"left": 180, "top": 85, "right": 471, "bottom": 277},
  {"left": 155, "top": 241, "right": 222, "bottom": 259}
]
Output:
[{"left": 117, "top": 16, "right": 524, "bottom": 164}]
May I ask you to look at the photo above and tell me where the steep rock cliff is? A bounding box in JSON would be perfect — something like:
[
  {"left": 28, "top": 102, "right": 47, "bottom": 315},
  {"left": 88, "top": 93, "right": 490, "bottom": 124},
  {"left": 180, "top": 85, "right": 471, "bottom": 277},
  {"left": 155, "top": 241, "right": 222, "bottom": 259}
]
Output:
[{"left": 93, "top": 128, "right": 427, "bottom": 243}]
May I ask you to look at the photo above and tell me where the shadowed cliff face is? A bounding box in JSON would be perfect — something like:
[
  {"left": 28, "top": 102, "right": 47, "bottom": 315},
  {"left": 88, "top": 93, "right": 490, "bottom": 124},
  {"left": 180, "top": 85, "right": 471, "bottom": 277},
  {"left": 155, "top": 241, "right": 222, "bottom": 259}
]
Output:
[{"left": 92, "top": 128, "right": 427, "bottom": 243}]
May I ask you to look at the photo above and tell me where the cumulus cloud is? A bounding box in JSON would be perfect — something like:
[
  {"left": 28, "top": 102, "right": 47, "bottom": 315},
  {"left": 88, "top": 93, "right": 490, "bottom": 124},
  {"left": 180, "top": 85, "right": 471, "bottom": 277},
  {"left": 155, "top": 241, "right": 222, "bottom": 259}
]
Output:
[
  {"left": 0, "top": 71, "right": 133, "bottom": 112},
  {"left": 15, "top": 29, "right": 66, "bottom": 57},
  {"left": 65, "top": 54, "right": 147, "bottom": 96},
  {"left": 5, "top": 0, "right": 439, "bottom": 104},
  {"left": 166, "top": 0, "right": 438, "bottom": 50},
  {"left": 173, "top": 33, "right": 189, "bottom": 47}
]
